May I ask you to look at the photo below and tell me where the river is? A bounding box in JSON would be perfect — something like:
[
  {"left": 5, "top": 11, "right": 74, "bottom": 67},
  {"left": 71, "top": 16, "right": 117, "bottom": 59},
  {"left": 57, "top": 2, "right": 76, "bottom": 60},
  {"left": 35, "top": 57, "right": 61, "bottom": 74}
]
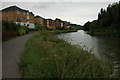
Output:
[{"left": 57, "top": 30, "right": 120, "bottom": 74}]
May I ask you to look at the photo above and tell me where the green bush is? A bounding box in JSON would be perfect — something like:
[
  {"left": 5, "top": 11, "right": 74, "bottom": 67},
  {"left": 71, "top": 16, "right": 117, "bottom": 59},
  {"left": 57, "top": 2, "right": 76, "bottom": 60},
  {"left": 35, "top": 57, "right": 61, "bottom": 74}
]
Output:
[
  {"left": 2, "top": 21, "right": 31, "bottom": 41},
  {"left": 2, "top": 21, "right": 20, "bottom": 32},
  {"left": 18, "top": 28, "right": 26, "bottom": 35},
  {"left": 18, "top": 26, "right": 29, "bottom": 35},
  {"left": 35, "top": 24, "right": 47, "bottom": 30}
]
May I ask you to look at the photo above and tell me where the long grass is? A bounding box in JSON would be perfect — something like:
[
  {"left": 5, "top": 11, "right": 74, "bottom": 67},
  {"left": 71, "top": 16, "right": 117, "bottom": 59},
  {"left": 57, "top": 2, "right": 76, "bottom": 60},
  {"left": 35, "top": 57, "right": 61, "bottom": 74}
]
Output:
[{"left": 19, "top": 30, "right": 113, "bottom": 78}]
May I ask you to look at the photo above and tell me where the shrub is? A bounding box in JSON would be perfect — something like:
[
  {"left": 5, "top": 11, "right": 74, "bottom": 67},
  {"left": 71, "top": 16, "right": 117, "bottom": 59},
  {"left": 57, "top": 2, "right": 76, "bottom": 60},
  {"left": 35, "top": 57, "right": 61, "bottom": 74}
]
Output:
[
  {"left": 35, "top": 24, "right": 47, "bottom": 30},
  {"left": 18, "top": 28, "right": 26, "bottom": 35},
  {"left": 2, "top": 21, "right": 20, "bottom": 32},
  {"left": 2, "top": 21, "right": 30, "bottom": 41}
]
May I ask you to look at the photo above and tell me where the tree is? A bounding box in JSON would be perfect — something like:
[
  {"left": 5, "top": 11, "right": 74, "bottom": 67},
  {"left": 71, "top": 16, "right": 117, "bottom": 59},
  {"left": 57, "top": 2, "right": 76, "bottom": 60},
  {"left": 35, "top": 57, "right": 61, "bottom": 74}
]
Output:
[
  {"left": 83, "top": 21, "right": 91, "bottom": 31},
  {"left": 83, "top": 1, "right": 120, "bottom": 36}
]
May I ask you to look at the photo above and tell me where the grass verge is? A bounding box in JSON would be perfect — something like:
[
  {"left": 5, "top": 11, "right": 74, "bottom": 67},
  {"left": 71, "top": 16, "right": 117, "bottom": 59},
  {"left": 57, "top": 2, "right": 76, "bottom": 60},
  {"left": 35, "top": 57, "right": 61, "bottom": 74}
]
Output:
[{"left": 19, "top": 30, "right": 113, "bottom": 78}]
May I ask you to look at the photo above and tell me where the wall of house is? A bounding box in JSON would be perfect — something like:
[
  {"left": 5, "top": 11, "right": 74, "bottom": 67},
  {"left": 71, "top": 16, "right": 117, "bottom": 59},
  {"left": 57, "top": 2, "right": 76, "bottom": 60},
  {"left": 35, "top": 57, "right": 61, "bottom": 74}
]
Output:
[
  {"left": 40, "top": 18, "right": 44, "bottom": 26},
  {"left": 49, "top": 20, "right": 56, "bottom": 28},
  {"left": 46, "top": 19, "right": 56, "bottom": 29},
  {"left": 35, "top": 17, "right": 45, "bottom": 27},
  {"left": 15, "top": 10, "right": 28, "bottom": 22},
  {"left": 61, "top": 22, "right": 64, "bottom": 28},
  {"left": 2, "top": 10, "right": 28, "bottom": 23},
  {"left": 43, "top": 19, "right": 47, "bottom": 27},
  {"left": 63, "top": 22, "right": 67, "bottom": 28},
  {"left": 35, "top": 17, "right": 40, "bottom": 24},
  {"left": 0, "top": 11, "right": 2, "bottom": 21},
  {"left": 2, "top": 9, "right": 35, "bottom": 28},
  {"left": 55, "top": 20, "right": 61, "bottom": 28},
  {"left": 2, "top": 11, "right": 16, "bottom": 22},
  {"left": 29, "top": 14, "right": 34, "bottom": 24}
]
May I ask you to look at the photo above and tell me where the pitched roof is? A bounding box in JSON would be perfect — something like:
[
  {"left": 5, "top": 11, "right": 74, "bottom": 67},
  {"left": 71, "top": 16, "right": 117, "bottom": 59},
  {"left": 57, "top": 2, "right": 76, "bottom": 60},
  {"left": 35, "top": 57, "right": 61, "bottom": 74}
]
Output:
[
  {"left": 55, "top": 18, "right": 61, "bottom": 21},
  {"left": 35, "top": 15, "right": 43, "bottom": 18},
  {"left": 29, "top": 12, "right": 34, "bottom": 16},
  {"left": 46, "top": 18, "right": 53, "bottom": 21},
  {"left": 1, "top": 6, "right": 28, "bottom": 12}
]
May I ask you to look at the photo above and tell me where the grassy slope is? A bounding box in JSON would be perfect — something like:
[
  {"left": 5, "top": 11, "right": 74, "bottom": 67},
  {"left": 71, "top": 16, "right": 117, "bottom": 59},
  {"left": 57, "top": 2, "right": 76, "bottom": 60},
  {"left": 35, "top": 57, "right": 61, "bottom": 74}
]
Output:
[{"left": 19, "top": 30, "right": 113, "bottom": 78}]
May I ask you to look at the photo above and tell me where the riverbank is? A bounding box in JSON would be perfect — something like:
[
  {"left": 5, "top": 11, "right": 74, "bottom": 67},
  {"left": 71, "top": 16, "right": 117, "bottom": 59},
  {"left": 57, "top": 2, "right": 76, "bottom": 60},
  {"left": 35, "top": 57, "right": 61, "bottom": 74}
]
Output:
[
  {"left": 50, "top": 29, "right": 77, "bottom": 34},
  {"left": 87, "top": 30, "right": 120, "bottom": 38},
  {"left": 19, "top": 30, "right": 113, "bottom": 78}
]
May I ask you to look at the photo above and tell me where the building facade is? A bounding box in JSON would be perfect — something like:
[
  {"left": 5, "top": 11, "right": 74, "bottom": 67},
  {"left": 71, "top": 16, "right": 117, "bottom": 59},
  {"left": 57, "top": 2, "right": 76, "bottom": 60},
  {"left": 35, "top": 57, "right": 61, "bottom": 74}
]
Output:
[
  {"left": 46, "top": 19, "right": 55, "bottom": 29},
  {"left": 1, "top": 5, "right": 72, "bottom": 29},
  {"left": 54, "top": 18, "right": 61, "bottom": 28},
  {"left": 1, "top": 6, "right": 35, "bottom": 28},
  {"left": 35, "top": 15, "right": 44, "bottom": 26}
]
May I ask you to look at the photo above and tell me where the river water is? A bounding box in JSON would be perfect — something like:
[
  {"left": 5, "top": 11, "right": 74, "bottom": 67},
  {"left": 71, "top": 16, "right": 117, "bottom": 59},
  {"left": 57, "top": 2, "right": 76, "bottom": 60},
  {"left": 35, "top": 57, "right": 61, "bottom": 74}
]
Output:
[{"left": 57, "top": 30, "right": 120, "bottom": 74}]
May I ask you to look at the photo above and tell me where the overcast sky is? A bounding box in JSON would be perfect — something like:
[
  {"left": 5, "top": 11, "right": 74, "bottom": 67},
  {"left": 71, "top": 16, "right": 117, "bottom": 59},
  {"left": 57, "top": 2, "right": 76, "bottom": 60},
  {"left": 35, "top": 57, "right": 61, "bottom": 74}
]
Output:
[{"left": 1, "top": 0, "right": 120, "bottom": 25}]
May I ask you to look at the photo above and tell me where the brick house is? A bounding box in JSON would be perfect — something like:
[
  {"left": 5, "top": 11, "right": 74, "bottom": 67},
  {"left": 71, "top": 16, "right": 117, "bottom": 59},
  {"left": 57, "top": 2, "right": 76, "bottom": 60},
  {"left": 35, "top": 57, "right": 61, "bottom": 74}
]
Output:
[
  {"left": 66, "top": 22, "right": 70, "bottom": 28},
  {"left": 1, "top": 6, "right": 35, "bottom": 28},
  {"left": 61, "top": 21, "right": 64, "bottom": 28},
  {"left": 1, "top": 5, "right": 72, "bottom": 29},
  {"left": 34, "top": 15, "right": 44, "bottom": 26},
  {"left": 63, "top": 21, "right": 70, "bottom": 28},
  {"left": 54, "top": 18, "right": 61, "bottom": 28},
  {"left": 63, "top": 21, "right": 67, "bottom": 28},
  {"left": 54, "top": 18, "right": 70, "bottom": 28},
  {"left": 45, "top": 19, "right": 55, "bottom": 29},
  {"left": 28, "top": 12, "right": 35, "bottom": 28}
]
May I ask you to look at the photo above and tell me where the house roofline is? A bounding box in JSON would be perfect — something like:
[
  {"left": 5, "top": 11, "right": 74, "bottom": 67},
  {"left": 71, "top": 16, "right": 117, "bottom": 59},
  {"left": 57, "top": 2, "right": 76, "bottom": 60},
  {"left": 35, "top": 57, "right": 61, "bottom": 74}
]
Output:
[{"left": 1, "top": 5, "right": 29, "bottom": 13}]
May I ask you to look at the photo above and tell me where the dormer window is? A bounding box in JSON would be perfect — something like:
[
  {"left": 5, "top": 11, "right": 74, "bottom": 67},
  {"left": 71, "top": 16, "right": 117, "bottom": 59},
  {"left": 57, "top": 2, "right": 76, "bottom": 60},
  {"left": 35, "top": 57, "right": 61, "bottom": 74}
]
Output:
[{"left": 17, "top": 10, "right": 20, "bottom": 14}]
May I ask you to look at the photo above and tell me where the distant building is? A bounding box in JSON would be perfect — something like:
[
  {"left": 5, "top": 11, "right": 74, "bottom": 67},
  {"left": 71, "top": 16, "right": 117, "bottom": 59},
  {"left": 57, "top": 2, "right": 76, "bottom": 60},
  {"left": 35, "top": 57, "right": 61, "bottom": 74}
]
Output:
[
  {"left": 0, "top": 5, "right": 74, "bottom": 29},
  {"left": 66, "top": 22, "right": 70, "bottom": 28},
  {"left": 1, "top": 6, "right": 35, "bottom": 28},
  {"left": 63, "top": 21, "right": 70, "bottom": 28},
  {"left": 35, "top": 15, "right": 44, "bottom": 26},
  {"left": 54, "top": 18, "right": 61, "bottom": 28},
  {"left": 63, "top": 21, "right": 67, "bottom": 28},
  {"left": 61, "top": 21, "right": 64, "bottom": 28},
  {"left": 45, "top": 19, "right": 55, "bottom": 29},
  {"left": 45, "top": 18, "right": 66, "bottom": 29}
]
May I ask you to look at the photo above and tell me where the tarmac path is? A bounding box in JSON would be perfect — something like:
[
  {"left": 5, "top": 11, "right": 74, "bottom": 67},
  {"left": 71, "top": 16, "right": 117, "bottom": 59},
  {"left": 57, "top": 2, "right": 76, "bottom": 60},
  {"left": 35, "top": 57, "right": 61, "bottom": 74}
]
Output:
[{"left": 2, "top": 33, "right": 33, "bottom": 78}]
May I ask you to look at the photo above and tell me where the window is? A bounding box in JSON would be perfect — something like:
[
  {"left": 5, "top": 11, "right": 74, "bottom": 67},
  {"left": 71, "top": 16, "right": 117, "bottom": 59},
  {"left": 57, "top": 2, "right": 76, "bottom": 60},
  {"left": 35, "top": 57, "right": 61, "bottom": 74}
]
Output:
[
  {"left": 17, "top": 10, "right": 20, "bottom": 14},
  {"left": 16, "top": 17, "right": 21, "bottom": 22}
]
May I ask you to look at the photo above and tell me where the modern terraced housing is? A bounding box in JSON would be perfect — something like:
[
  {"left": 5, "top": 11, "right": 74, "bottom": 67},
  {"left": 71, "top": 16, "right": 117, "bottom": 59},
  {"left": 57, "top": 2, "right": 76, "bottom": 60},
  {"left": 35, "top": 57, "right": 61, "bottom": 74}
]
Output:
[{"left": 0, "top": 5, "right": 78, "bottom": 29}]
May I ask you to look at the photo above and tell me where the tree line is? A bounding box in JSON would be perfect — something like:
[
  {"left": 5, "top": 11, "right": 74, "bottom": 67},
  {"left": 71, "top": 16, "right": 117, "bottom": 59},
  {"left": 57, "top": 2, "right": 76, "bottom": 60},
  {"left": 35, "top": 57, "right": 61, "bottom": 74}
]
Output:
[{"left": 83, "top": 1, "right": 120, "bottom": 37}]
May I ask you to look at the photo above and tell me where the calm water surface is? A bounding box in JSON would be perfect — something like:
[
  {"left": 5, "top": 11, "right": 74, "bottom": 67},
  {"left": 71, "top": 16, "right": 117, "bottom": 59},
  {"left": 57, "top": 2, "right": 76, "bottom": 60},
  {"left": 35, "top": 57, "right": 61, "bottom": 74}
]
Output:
[{"left": 57, "top": 30, "right": 120, "bottom": 72}]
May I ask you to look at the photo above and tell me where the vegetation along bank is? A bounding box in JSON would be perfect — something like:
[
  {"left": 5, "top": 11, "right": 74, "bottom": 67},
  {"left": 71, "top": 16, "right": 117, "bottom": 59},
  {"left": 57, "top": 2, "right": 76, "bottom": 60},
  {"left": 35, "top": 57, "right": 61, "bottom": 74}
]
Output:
[{"left": 19, "top": 30, "right": 113, "bottom": 78}]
